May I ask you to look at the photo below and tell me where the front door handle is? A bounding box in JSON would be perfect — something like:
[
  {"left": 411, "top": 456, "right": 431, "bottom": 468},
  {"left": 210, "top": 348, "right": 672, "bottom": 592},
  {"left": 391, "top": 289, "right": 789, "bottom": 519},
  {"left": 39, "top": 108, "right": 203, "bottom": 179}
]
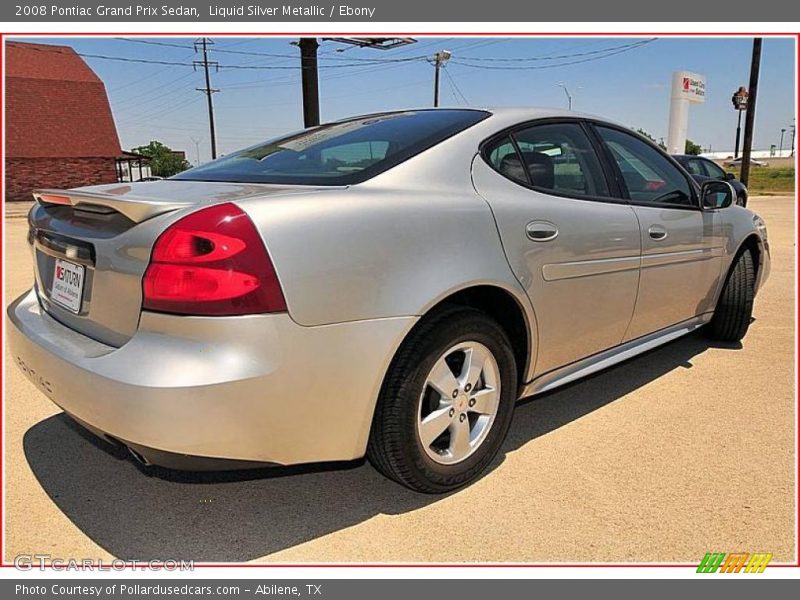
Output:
[
  {"left": 526, "top": 221, "right": 559, "bottom": 242},
  {"left": 648, "top": 225, "right": 668, "bottom": 241}
]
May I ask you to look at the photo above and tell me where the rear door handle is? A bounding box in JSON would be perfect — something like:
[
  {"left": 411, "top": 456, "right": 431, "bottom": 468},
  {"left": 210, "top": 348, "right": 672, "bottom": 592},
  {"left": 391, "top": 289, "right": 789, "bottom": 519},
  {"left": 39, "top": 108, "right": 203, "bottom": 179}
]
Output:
[
  {"left": 648, "top": 225, "right": 668, "bottom": 241},
  {"left": 526, "top": 221, "right": 559, "bottom": 242}
]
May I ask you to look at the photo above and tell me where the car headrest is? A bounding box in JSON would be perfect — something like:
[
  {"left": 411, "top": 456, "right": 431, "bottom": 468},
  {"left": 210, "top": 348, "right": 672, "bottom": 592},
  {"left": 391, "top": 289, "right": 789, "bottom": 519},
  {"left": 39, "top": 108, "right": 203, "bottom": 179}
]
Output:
[
  {"left": 498, "top": 154, "right": 528, "bottom": 184},
  {"left": 520, "top": 152, "right": 555, "bottom": 189}
]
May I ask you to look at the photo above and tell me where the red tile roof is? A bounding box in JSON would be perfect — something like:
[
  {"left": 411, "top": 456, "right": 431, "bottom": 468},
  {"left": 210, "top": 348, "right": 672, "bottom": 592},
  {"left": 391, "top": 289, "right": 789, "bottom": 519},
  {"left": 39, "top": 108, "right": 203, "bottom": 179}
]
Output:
[{"left": 6, "top": 42, "right": 122, "bottom": 159}]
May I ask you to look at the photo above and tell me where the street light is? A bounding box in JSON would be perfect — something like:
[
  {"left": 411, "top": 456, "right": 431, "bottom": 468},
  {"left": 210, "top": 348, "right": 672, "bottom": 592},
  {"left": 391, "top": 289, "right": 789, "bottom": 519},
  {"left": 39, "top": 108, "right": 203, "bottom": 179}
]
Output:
[
  {"left": 556, "top": 83, "right": 579, "bottom": 110},
  {"left": 190, "top": 136, "right": 202, "bottom": 166},
  {"left": 779, "top": 128, "right": 786, "bottom": 156}
]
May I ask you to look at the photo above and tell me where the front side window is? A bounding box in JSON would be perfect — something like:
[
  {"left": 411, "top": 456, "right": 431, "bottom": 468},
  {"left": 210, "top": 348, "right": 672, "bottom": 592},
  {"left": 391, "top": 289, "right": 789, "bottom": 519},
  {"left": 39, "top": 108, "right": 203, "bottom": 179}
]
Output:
[
  {"left": 596, "top": 126, "right": 694, "bottom": 206},
  {"left": 484, "top": 122, "right": 609, "bottom": 197},
  {"left": 173, "top": 109, "right": 489, "bottom": 185}
]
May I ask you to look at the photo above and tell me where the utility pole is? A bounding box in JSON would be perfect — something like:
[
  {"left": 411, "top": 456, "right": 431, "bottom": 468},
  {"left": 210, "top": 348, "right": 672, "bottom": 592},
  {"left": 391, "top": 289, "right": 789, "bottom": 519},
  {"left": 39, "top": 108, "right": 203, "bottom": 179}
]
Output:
[
  {"left": 431, "top": 50, "right": 451, "bottom": 107},
  {"left": 297, "top": 38, "right": 320, "bottom": 128},
  {"left": 194, "top": 37, "right": 219, "bottom": 160},
  {"left": 740, "top": 38, "right": 762, "bottom": 187},
  {"left": 790, "top": 121, "right": 796, "bottom": 157},
  {"left": 190, "top": 136, "right": 202, "bottom": 166}
]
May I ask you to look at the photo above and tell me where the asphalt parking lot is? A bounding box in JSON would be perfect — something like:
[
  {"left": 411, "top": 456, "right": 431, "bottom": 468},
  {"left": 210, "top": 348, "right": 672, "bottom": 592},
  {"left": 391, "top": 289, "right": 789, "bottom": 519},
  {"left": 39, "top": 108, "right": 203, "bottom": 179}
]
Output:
[{"left": 3, "top": 196, "right": 796, "bottom": 564}]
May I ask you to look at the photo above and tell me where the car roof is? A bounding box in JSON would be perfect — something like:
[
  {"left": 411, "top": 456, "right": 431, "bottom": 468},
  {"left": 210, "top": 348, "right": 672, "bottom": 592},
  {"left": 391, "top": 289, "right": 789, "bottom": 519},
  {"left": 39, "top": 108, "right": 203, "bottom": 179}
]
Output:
[
  {"left": 483, "top": 106, "right": 598, "bottom": 120},
  {"left": 481, "top": 106, "right": 627, "bottom": 128},
  {"left": 335, "top": 106, "right": 628, "bottom": 130},
  {"left": 432, "top": 106, "right": 632, "bottom": 136}
]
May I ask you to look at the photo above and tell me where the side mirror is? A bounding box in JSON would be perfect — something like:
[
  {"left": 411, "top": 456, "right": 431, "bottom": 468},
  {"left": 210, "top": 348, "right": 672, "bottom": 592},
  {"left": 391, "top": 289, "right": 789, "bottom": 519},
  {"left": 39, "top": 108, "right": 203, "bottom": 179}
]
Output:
[
  {"left": 724, "top": 172, "right": 736, "bottom": 181},
  {"left": 700, "top": 180, "right": 735, "bottom": 210}
]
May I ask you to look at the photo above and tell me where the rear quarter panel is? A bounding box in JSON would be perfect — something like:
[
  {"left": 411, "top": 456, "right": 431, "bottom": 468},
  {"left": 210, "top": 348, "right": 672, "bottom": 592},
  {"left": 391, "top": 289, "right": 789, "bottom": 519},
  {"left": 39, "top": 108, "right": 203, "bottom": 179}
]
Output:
[{"left": 237, "top": 184, "right": 528, "bottom": 327}]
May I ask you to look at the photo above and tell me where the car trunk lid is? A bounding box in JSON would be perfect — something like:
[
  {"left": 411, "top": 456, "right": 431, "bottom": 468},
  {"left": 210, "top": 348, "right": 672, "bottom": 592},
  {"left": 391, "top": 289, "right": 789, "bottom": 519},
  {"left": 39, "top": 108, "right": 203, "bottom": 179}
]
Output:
[{"left": 27, "top": 180, "right": 332, "bottom": 347}]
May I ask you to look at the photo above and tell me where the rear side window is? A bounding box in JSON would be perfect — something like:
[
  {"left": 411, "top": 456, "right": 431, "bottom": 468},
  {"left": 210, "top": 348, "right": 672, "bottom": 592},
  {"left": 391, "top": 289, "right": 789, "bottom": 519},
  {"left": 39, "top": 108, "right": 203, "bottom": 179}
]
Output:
[
  {"left": 514, "top": 124, "right": 609, "bottom": 197},
  {"left": 172, "top": 110, "right": 489, "bottom": 186},
  {"left": 484, "top": 123, "right": 609, "bottom": 198},
  {"left": 485, "top": 136, "right": 528, "bottom": 185},
  {"left": 703, "top": 159, "right": 727, "bottom": 179},
  {"left": 596, "top": 126, "right": 693, "bottom": 206},
  {"left": 684, "top": 159, "right": 704, "bottom": 176}
]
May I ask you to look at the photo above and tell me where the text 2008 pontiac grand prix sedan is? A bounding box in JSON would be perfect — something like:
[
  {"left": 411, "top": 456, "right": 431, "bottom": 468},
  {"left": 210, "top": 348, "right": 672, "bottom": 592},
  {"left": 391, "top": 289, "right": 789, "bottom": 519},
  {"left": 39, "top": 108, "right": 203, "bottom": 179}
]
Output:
[{"left": 8, "top": 108, "right": 769, "bottom": 492}]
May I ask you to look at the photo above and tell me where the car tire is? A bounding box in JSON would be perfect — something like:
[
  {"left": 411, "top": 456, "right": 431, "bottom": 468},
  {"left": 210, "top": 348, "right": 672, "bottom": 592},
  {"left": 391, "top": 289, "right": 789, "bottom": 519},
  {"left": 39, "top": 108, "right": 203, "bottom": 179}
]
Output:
[
  {"left": 707, "top": 248, "right": 755, "bottom": 342},
  {"left": 367, "top": 306, "right": 517, "bottom": 493}
]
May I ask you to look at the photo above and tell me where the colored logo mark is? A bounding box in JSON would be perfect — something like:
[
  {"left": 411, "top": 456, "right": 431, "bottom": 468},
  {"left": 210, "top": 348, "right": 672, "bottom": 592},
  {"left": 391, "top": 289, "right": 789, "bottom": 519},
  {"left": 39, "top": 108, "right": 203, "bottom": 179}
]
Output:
[{"left": 697, "top": 552, "right": 772, "bottom": 573}]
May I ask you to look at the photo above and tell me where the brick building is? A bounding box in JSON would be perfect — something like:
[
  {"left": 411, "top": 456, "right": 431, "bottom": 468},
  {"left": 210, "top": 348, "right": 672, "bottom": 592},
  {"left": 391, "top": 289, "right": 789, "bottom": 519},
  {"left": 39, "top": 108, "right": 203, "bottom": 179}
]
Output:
[{"left": 6, "top": 41, "right": 122, "bottom": 201}]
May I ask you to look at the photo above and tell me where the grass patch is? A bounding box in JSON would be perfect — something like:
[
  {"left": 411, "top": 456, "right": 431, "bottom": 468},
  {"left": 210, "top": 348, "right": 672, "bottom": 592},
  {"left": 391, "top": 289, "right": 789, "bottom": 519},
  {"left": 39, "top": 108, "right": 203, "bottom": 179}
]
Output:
[{"left": 726, "top": 166, "right": 795, "bottom": 194}]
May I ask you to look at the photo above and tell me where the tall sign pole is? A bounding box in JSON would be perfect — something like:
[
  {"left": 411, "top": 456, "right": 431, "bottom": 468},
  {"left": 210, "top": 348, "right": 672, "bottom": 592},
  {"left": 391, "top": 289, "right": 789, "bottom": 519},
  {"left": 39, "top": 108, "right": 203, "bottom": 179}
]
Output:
[
  {"left": 666, "top": 71, "right": 706, "bottom": 155},
  {"left": 740, "top": 38, "right": 762, "bottom": 187},
  {"left": 731, "top": 86, "right": 748, "bottom": 159}
]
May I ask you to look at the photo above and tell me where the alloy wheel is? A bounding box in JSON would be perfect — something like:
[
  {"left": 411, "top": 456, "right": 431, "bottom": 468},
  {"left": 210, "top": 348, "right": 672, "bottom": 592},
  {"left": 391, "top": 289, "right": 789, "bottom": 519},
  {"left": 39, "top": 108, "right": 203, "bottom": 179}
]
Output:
[{"left": 417, "top": 341, "right": 501, "bottom": 465}]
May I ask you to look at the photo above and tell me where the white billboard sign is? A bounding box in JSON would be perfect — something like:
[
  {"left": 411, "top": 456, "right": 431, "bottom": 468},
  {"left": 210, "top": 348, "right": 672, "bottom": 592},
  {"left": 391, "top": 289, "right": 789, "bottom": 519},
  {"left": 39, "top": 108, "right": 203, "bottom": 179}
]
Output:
[{"left": 675, "top": 71, "right": 707, "bottom": 104}]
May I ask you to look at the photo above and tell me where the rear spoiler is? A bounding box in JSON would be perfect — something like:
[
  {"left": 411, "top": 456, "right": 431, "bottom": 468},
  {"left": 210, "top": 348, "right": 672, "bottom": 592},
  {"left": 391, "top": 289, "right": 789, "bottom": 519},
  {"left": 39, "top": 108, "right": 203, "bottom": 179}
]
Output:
[{"left": 33, "top": 188, "right": 193, "bottom": 223}]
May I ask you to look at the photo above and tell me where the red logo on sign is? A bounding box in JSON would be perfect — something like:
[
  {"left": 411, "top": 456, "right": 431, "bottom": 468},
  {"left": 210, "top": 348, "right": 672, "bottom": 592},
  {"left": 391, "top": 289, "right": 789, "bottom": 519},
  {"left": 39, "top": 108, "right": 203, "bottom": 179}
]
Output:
[{"left": 683, "top": 77, "right": 690, "bottom": 91}]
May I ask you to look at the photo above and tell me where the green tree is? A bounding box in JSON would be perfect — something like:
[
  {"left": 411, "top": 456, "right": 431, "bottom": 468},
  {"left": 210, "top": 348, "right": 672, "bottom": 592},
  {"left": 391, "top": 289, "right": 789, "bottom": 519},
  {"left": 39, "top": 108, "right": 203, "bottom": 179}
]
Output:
[
  {"left": 131, "top": 140, "right": 191, "bottom": 177},
  {"left": 635, "top": 128, "right": 666, "bottom": 150},
  {"left": 684, "top": 138, "right": 702, "bottom": 155}
]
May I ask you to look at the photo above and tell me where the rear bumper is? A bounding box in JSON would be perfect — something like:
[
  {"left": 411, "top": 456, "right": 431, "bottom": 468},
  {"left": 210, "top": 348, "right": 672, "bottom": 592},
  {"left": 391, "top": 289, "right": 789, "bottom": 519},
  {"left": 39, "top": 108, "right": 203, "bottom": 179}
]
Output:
[{"left": 8, "top": 289, "right": 415, "bottom": 468}]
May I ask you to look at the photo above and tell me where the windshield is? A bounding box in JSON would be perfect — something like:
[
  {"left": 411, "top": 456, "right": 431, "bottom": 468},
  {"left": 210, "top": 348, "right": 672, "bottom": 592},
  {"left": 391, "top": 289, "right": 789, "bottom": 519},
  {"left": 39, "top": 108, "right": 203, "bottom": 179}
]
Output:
[{"left": 172, "top": 109, "right": 490, "bottom": 185}]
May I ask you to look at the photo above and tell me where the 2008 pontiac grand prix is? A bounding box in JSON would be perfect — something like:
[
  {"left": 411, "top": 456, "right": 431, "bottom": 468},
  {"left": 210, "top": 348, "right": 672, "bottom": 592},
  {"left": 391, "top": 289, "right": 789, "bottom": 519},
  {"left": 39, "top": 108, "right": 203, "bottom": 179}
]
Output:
[{"left": 8, "top": 108, "right": 769, "bottom": 492}]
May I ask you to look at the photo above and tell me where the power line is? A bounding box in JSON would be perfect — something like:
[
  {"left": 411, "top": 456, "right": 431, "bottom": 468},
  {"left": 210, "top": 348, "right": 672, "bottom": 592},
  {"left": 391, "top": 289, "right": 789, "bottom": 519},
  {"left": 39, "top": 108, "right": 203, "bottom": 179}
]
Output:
[
  {"left": 450, "top": 39, "right": 657, "bottom": 70},
  {"left": 106, "top": 57, "right": 191, "bottom": 92},
  {"left": 115, "top": 37, "right": 429, "bottom": 65},
  {"left": 443, "top": 67, "right": 469, "bottom": 105},
  {"left": 455, "top": 38, "right": 657, "bottom": 62},
  {"left": 109, "top": 70, "right": 198, "bottom": 109},
  {"left": 17, "top": 42, "right": 425, "bottom": 71},
  {"left": 441, "top": 68, "right": 461, "bottom": 105},
  {"left": 8, "top": 43, "right": 195, "bottom": 66},
  {"left": 116, "top": 95, "right": 203, "bottom": 127},
  {"left": 116, "top": 37, "right": 193, "bottom": 50},
  {"left": 212, "top": 46, "right": 429, "bottom": 63}
]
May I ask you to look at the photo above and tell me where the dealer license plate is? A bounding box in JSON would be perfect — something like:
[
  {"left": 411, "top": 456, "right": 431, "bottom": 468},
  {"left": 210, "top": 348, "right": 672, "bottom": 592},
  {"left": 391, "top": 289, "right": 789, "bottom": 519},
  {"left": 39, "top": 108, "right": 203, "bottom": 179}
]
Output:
[{"left": 50, "top": 258, "right": 85, "bottom": 314}]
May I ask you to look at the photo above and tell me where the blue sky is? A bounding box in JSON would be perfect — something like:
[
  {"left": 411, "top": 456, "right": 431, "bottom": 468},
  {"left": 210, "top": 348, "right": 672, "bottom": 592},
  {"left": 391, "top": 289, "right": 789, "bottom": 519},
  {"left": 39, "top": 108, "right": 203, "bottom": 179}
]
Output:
[{"left": 17, "top": 36, "right": 797, "bottom": 163}]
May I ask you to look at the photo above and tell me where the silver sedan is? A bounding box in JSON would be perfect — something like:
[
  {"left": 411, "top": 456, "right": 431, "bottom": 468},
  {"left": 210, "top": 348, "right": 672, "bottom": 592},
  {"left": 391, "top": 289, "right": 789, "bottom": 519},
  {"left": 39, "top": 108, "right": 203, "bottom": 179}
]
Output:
[{"left": 8, "top": 108, "right": 770, "bottom": 492}]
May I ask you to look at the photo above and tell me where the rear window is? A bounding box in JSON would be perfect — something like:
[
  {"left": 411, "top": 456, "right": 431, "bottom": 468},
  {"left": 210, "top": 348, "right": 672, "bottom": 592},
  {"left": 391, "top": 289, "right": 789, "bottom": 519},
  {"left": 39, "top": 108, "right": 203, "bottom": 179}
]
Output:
[{"left": 172, "top": 109, "right": 490, "bottom": 185}]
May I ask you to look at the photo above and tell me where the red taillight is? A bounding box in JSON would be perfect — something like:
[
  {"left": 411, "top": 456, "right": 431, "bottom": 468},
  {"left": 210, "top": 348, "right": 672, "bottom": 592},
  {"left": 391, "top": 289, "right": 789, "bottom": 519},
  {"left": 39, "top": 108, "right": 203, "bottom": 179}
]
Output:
[{"left": 142, "top": 203, "right": 287, "bottom": 316}]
